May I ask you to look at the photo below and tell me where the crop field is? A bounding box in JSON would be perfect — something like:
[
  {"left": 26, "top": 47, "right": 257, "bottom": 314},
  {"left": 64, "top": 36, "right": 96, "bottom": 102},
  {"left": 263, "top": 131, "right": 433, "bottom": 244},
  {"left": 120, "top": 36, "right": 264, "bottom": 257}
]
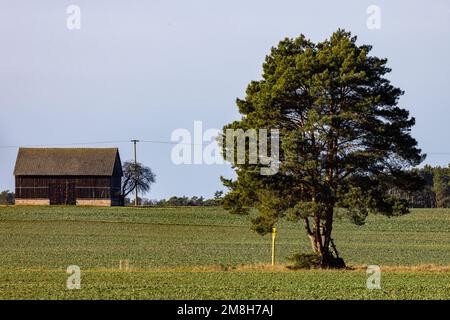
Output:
[{"left": 0, "top": 206, "right": 449, "bottom": 299}]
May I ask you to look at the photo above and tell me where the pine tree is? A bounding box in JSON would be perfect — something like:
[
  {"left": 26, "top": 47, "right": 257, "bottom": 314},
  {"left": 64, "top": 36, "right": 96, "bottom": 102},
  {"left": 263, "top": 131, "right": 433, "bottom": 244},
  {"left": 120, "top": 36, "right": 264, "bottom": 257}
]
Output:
[{"left": 220, "top": 30, "right": 424, "bottom": 268}]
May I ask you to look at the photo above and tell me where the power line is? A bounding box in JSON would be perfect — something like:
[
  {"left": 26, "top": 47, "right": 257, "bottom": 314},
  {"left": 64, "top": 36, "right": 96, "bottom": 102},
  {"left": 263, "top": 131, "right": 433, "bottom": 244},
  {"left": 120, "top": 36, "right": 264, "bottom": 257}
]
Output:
[
  {"left": 140, "top": 140, "right": 211, "bottom": 146},
  {"left": 0, "top": 140, "right": 131, "bottom": 149},
  {"left": 0, "top": 139, "right": 214, "bottom": 149}
]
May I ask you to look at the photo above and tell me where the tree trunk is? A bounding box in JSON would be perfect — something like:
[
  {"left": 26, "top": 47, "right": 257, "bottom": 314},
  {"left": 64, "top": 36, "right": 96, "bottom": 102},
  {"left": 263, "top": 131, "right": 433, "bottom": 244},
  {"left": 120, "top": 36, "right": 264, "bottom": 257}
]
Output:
[
  {"left": 322, "top": 205, "right": 334, "bottom": 254},
  {"left": 303, "top": 215, "right": 346, "bottom": 269},
  {"left": 303, "top": 217, "right": 320, "bottom": 253}
]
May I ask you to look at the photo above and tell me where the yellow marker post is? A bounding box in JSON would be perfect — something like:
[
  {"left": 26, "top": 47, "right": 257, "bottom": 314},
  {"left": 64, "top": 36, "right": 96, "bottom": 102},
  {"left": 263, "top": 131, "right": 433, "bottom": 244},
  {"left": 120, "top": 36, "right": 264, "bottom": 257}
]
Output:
[{"left": 271, "top": 227, "right": 277, "bottom": 266}]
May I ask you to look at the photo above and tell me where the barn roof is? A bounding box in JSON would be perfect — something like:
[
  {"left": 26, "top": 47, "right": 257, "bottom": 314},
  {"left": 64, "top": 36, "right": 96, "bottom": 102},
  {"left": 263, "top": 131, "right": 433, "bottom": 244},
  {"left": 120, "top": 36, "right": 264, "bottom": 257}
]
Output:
[{"left": 14, "top": 148, "right": 122, "bottom": 176}]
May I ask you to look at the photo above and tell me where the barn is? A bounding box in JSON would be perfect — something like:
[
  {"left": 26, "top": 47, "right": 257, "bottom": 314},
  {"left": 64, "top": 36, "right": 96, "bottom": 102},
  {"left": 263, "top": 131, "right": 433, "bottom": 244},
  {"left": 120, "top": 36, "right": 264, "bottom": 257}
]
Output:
[{"left": 14, "top": 148, "right": 123, "bottom": 206}]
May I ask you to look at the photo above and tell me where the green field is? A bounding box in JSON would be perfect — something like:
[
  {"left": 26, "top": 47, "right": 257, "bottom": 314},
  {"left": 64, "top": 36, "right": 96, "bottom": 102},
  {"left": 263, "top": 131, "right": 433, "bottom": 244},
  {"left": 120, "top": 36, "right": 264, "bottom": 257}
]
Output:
[{"left": 0, "top": 206, "right": 449, "bottom": 299}]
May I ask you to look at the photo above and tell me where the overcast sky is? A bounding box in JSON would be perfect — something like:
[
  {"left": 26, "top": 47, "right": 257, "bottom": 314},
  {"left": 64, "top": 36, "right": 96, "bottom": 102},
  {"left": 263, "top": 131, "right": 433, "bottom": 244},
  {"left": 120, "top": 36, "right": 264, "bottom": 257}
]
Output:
[{"left": 1, "top": 0, "right": 450, "bottom": 199}]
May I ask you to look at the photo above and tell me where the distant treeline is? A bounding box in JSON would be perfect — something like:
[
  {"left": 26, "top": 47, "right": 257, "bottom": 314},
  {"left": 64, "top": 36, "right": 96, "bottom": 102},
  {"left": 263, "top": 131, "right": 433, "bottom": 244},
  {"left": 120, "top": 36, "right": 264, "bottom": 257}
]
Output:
[
  {"left": 125, "top": 191, "right": 224, "bottom": 207},
  {"left": 0, "top": 190, "right": 224, "bottom": 207},
  {"left": 389, "top": 165, "right": 450, "bottom": 208},
  {"left": 0, "top": 190, "right": 14, "bottom": 205}
]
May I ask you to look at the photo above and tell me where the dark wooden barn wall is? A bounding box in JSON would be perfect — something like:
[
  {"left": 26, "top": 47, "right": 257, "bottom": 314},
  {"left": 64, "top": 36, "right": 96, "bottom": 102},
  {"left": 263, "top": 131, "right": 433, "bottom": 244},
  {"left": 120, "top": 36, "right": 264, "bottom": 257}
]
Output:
[{"left": 15, "top": 176, "right": 121, "bottom": 200}]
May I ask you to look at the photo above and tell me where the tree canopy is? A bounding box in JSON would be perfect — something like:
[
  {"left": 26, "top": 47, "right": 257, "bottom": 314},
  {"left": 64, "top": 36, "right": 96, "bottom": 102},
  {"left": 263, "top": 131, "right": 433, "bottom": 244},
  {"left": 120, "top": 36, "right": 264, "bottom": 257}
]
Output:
[{"left": 121, "top": 161, "right": 156, "bottom": 198}]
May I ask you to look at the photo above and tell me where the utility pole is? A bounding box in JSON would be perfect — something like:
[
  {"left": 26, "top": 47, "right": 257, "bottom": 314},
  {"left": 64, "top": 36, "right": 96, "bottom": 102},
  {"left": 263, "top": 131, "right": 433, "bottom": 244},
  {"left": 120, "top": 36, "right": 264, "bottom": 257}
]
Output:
[{"left": 131, "top": 140, "right": 140, "bottom": 206}]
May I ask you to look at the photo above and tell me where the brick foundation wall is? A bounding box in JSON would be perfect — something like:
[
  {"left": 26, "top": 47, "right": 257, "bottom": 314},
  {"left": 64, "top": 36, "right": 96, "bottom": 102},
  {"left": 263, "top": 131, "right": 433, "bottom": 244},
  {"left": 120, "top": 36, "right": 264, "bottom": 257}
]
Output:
[
  {"left": 76, "top": 199, "right": 112, "bottom": 206},
  {"left": 15, "top": 199, "right": 50, "bottom": 205},
  {"left": 15, "top": 198, "right": 114, "bottom": 206}
]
